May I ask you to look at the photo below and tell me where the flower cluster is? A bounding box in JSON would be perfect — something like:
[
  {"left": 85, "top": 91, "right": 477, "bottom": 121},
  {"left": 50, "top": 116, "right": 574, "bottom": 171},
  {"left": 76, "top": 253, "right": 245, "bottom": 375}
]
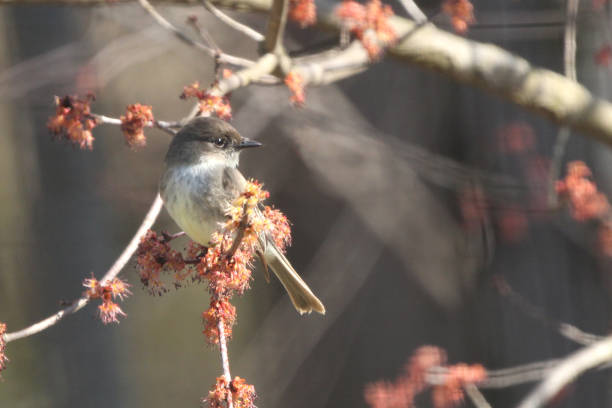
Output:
[
  {"left": 203, "top": 299, "right": 237, "bottom": 344},
  {"left": 289, "top": 0, "right": 317, "bottom": 27},
  {"left": 365, "top": 346, "right": 487, "bottom": 408},
  {"left": 284, "top": 71, "right": 306, "bottom": 106},
  {"left": 556, "top": 161, "right": 612, "bottom": 257},
  {"left": 120, "top": 104, "right": 154, "bottom": 148},
  {"left": 556, "top": 161, "right": 609, "bottom": 221},
  {"left": 442, "top": 0, "right": 475, "bottom": 34},
  {"left": 181, "top": 82, "right": 232, "bottom": 120},
  {"left": 135, "top": 230, "right": 186, "bottom": 295},
  {"left": 83, "top": 276, "right": 132, "bottom": 324},
  {"left": 336, "top": 0, "right": 397, "bottom": 60},
  {"left": 47, "top": 94, "right": 98, "bottom": 150},
  {"left": 0, "top": 322, "right": 8, "bottom": 378},
  {"left": 199, "top": 181, "right": 282, "bottom": 341},
  {"left": 206, "top": 376, "right": 256, "bottom": 408}
]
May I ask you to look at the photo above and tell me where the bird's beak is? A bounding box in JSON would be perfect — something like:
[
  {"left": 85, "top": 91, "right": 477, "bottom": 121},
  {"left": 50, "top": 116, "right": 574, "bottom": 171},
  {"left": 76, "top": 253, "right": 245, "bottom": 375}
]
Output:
[{"left": 237, "top": 138, "right": 263, "bottom": 149}]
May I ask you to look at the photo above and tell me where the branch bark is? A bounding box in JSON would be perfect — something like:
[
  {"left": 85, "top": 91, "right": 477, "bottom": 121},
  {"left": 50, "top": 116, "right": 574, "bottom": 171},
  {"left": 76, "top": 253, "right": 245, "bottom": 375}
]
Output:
[
  {"left": 3, "top": 194, "right": 164, "bottom": 343},
  {"left": 516, "top": 335, "right": 612, "bottom": 408},
  {"left": 3, "top": 0, "right": 612, "bottom": 146}
]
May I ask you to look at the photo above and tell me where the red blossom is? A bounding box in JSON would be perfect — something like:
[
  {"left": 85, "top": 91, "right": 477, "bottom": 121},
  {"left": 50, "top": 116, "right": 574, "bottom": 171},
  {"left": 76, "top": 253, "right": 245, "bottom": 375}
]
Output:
[
  {"left": 230, "top": 377, "right": 257, "bottom": 408},
  {"left": 206, "top": 376, "right": 256, "bottom": 408},
  {"left": 83, "top": 276, "right": 131, "bottom": 324},
  {"left": 365, "top": 346, "right": 487, "bottom": 408},
  {"left": 0, "top": 322, "right": 8, "bottom": 377},
  {"left": 289, "top": 0, "right": 317, "bottom": 27},
  {"left": 556, "top": 161, "right": 610, "bottom": 221},
  {"left": 336, "top": 0, "right": 397, "bottom": 60},
  {"left": 47, "top": 94, "right": 98, "bottom": 150},
  {"left": 263, "top": 206, "right": 292, "bottom": 252},
  {"left": 203, "top": 299, "right": 237, "bottom": 344},
  {"left": 181, "top": 81, "right": 232, "bottom": 120},
  {"left": 432, "top": 364, "right": 487, "bottom": 408},
  {"left": 285, "top": 71, "right": 306, "bottom": 106},
  {"left": 442, "top": 0, "right": 475, "bottom": 34},
  {"left": 136, "top": 230, "right": 187, "bottom": 294},
  {"left": 120, "top": 104, "right": 154, "bottom": 148}
]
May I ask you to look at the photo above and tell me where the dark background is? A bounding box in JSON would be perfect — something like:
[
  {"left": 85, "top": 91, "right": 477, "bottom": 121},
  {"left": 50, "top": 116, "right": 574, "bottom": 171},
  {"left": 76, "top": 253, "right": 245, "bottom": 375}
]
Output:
[{"left": 1, "top": 0, "right": 612, "bottom": 406}]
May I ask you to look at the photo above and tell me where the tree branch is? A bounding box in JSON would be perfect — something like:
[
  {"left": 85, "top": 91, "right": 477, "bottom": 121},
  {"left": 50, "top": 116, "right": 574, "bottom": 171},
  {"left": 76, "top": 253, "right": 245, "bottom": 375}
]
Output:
[
  {"left": 6, "top": 0, "right": 612, "bottom": 147},
  {"left": 517, "top": 335, "right": 612, "bottom": 408},
  {"left": 3, "top": 194, "right": 164, "bottom": 343},
  {"left": 264, "top": 0, "right": 289, "bottom": 54},
  {"left": 548, "top": 0, "right": 579, "bottom": 206},
  {"left": 137, "top": 0, "right": 256, "bottom": 67},
  {"left": 202, "top": 0, "right": 265, "bottom": 42},
  {"left": 217, "top": 319, "right": 234, "bottom": 408}
]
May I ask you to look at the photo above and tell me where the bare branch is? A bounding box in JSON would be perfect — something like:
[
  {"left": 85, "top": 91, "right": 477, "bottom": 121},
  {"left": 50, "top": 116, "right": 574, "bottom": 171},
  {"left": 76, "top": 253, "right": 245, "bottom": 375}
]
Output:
[
  {"left": 92, "top": 114, "right": 179, "bottom": 136},
  {"left": 548, "top": 0, "right": 579, "bottom": 206},
  {"left": 517, "top": 335, "right": 612, "bottom": 408},
  {"left": 493, "top": 275, "right": 604, "bottom": 346},
  {"left": 202, "top": 0, "right": 265, "bottom": 42},
  {"left": 137, "top": 0, "right": 256, "bottom": 67},
  {"left": 217, "top": 320, "right": 234, "bottom": 408},
  {"left": 397, "top": 0, "right": 427, "bottom": 24},
  {"left": 264, "top": 0, "right": 289, "bottom": 54},
  {"left": 463, "top": 384, "right": 492, "bottom": 408},
  {"left": 3, "top": 195, "right": 164, "bottom": 343},
  {"left": 211, "top": 52, "right": 278, "bottom": 95}
]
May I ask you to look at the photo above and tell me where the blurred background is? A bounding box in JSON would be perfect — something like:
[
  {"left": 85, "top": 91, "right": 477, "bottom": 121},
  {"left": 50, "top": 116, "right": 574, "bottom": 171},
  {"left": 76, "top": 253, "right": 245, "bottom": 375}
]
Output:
[{"left": 2, "top": 0, "right": 612, "bottom": 406}]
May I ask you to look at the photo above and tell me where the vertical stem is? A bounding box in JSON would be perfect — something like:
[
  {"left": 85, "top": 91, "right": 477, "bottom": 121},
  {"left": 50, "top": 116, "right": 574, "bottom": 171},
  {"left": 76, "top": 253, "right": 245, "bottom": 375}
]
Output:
[
  {"left": 218, "top": 319, "right": 234, "bottom": 408},
  {"left": 264, "top": 0, "right": 289, "bottom": 53},
  {"left": 548, "top": 0, "right": 579, "bottom": 206}
]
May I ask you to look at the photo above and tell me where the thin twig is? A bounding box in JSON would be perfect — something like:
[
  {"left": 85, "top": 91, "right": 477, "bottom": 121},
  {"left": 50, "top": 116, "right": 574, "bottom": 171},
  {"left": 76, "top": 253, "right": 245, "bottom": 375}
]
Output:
[
  {"left": 493, "top": 275, "right": 604, "bottom": 346},
  {"left": 92, "top": 114, "right": 180, "bottom": 136},
  {"left": 3, "top": 195, "right": 164, "bottom": 343},
  {"left": 137, "top": 0, "right": 255, "bottom": 68},
  {"left": 463, "top": 384, "right": 492, "bottom": 408},
  {"left": 397, "top": 0, "right": 427, "bottom": 23},
  {"left": 186, "top": 15, "right": 222, "bottom": 53},
  {"left": 217, "top": 319, "right": 234, "bottom": 408},
  {"left": 202, "top": 0, "right": 265, "bottom": 42},
  {"left": 516, "top": 335, "right": 612, "bottom": 408},
  {"left": 548, "top": 0, "right": 579, "bottom": 207},
  {"left": 264, "top": 0, "right": 289, "bottom": 53}
]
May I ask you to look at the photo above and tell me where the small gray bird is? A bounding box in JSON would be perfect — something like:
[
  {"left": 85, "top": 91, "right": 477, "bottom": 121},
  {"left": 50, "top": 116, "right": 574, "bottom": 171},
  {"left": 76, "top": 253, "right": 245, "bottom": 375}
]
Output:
[{"left": 159, "top": 116, "right": 325, "bottom": 315}]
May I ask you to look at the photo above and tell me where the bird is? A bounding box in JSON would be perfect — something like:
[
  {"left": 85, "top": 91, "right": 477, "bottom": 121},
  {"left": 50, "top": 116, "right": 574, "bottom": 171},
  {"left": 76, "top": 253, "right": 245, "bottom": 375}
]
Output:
[{"left": 159, "top": 116, "right": 325, "bottom": 315}]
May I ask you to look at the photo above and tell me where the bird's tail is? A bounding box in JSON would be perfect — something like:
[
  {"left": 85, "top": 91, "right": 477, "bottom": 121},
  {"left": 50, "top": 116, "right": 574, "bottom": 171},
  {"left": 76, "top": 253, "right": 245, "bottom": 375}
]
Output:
[{"left": 264, "top": 243, "right": 325, "bottom": 315}]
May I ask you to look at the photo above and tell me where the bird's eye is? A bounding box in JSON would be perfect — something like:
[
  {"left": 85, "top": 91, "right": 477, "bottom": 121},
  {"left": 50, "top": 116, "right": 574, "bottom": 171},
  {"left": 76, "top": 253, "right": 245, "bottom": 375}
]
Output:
[{"left": 213, "top": 137, "right": 227, "bottom": 147}]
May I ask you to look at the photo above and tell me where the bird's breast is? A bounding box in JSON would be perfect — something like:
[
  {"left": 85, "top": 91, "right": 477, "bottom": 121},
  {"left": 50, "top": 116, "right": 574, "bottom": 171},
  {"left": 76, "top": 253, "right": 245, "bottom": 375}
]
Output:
[{"left": 160, "top": 163, "right": 229, "bottom": 246}]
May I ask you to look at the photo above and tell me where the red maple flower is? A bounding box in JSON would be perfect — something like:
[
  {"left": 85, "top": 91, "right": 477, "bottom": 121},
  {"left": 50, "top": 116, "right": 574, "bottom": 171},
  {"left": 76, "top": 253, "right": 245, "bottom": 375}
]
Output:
[
  {"left": 336, "top": 0, "right": 397, "bottom": 60},
  {"left": 284, "top": 71, "right": 306, "bottom": 106},
  {"left": 83, "top": 276, "right": 131, "bottom": 324},
  {"left": 47, "top": 94, "right": 98, "bottom": 150},
  {"left": 289, "top": 0, "right": 317, "bottom": 27},
  {"left": 203, "top": 299, "right": 237, "bottom": 344},
  {"left": 442, "top": 0, "right": 475, "bottom": 34},
  {"left": 181, "top": 81, "right": 232, "bottom": 120},
  {"left": 136, "top": 230, "right": 186, "bottom": 294},
  {"left": 120, "top": 104, "right": 154, "bottom": 148},
  {"left": 556, "top": 161, "right": 610, "bottom": 221},
  {"left": 365, "top": 346, "right": 487, "bottom": 408}
]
